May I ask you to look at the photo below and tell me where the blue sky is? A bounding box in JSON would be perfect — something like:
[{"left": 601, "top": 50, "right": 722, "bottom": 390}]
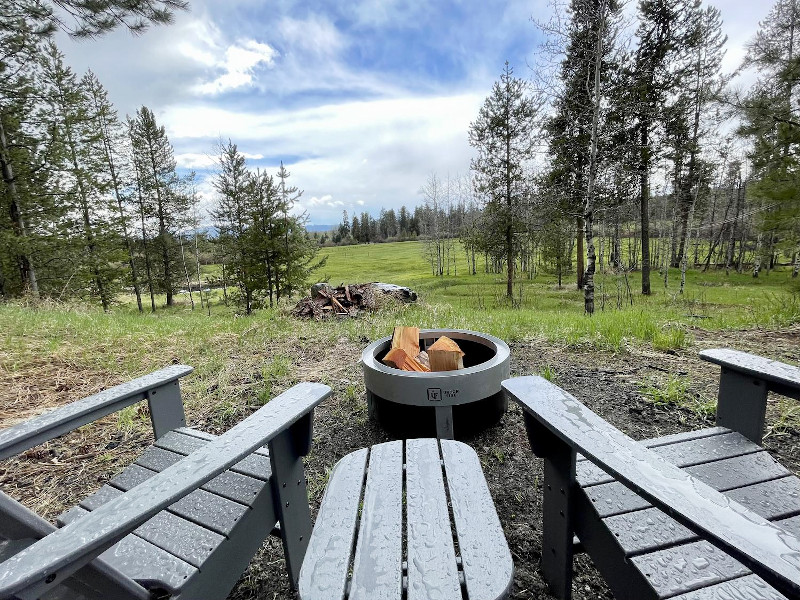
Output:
[{"left": 57, "top": 0, "right": 770, "bottom": 226}]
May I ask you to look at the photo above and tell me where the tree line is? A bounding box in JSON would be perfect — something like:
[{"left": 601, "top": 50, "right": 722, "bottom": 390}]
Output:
[
  {"left": 0, "top": 1, "right": 320, "bottom": 313},
  {"left": 420, "top": 0, "right": 800, "bottom": 313}
]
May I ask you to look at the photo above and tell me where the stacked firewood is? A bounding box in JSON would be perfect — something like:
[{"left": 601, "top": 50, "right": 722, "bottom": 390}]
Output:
[{"left": 382, "top": 326, "right": 465, "bottom": 372}]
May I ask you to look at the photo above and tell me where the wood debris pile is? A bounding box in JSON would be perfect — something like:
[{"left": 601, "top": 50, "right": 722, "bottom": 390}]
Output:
[
  {"left": 291, "top": 283, "right": 376, "bottom": 319},
  {"left": 382, "top": 326, "right": 465, "bottom": 373}
]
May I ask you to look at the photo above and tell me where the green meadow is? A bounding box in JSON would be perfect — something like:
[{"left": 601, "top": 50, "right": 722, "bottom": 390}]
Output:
[{"left": 2, "top": 240, "right": 797, "bottom": 386}]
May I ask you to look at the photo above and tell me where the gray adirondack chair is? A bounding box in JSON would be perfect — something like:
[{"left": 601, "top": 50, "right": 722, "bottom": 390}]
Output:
[
  {"left": 0, "top": 365, "right": 332, "bottom": 600},
  {"left": 503, "top": 349, "right": 800, "bottom": 600}
]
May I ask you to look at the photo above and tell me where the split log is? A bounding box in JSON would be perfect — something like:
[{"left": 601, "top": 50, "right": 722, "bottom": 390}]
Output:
[
  {"left": 428, "top": 336, "right": 465, "bottom": 371},
  {"left": 383, "top": 347, "right": 430, "bottom": 372},
  {"left": 391, "top": 326, "right": 420, "bottom": 358},
  {"left": 415, "top": 350, "right": 430, "bottom": 370}
]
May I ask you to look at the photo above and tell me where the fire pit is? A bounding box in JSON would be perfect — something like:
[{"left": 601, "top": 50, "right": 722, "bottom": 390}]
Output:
[{"left": 361, "top": 329, "right": 510, "bottom": 439}]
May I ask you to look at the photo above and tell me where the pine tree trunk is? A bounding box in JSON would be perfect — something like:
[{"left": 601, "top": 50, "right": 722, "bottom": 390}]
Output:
[
  {"left": 0, "top": 119, "right": 38, "bottom": 296},
  {"left": 640, "top": 124, "right": 652, "bottom": 295},
  {"left": 583, "top": 3, "right": 605, "bottom": 314},
  {"left": 753, "top": 233, "right": 762, "bottom": 277},
  {"left": 137, "top": 197, "right": 157, "bottom": 312},
  {"left": 577, "top": 216, "right": 585, "bottom": 290},
  {"left": 146, "top": 139, "right": 173, "bottom": 306},
  {"left": 180, "top": 235, "right": 194, "bottom": 309}
]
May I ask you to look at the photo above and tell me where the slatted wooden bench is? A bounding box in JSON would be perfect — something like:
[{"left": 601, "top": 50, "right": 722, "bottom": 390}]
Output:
[
  {"left": 298, "top": 439, "right": 513, "bottom": 600},
  {"left": 504, "top": 354, "right": 800, "bottom": 600},
  {"left": 0, "top": 367, "right": 331, "bottom": 600}
]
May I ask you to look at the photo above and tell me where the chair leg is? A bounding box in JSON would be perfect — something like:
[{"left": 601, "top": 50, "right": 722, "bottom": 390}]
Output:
[
  {"left": 541, "top": 444, "right": 576, "bottom": 600},
  {"left": 525, "top": 413, "right": 576, "bottom": 600},
  {"left": 268, "top": 428, "right": 313, "bottom": 589}
]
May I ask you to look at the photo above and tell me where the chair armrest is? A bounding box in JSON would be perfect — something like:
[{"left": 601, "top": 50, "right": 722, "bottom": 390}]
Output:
[
  {"left": 503, "top": 375, "right": 800, "bottom": 599},
  {"left": 700, "top": 349, "right": 800, "bottom": 399},
  {"left": 0, "top": 381, "right": 332, "bottom": 599},
  {"left": 0, "top": 365, "right": 194, "bottom": 460}
]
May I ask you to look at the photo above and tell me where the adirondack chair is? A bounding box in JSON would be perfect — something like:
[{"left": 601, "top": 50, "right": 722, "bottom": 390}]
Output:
[
  {"left": 0, "top": 365, "right": 332, "bottom": 600},
  {"left": 503, "top": 348, "right": 800, "bottom": 600}
]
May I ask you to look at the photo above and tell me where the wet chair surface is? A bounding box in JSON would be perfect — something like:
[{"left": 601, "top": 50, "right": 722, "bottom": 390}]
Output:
[{"left": 299, "top": 438, "right": 513, "bottom": 600}]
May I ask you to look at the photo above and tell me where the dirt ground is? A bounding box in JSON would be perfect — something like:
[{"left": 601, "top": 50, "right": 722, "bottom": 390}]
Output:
[{"left": 1, "top": 326, "right": 799, "bottom": 599}]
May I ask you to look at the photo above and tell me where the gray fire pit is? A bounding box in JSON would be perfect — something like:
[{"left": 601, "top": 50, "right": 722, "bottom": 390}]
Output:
[{"left": 361, "top": 329, "right": 510, "bottom": 439}]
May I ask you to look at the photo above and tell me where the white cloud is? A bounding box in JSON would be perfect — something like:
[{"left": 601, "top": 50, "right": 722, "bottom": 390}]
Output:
[
  {"left": 175, "top": 153, "right": 216, "bottom": 169},
  {"left": 175, "top": 150, "right": 264, "bottom": 169},
  {"left": 195, "top": 40, "right": 278, "bottom": 95},
  {"left": 163, "top": 92, "right": 481, "bottom": 222}
]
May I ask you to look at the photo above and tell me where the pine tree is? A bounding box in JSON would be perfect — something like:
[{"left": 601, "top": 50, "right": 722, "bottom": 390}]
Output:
[
  {"left": 469, "top": 62, "right": 540, "bottom": 299},
  {"left": 211, "top": 140, "right": 259, "bottom": 314},
  {"left": 625, "top": 0, "right": 696, "bottom": 294},
  {"left": 84, "top": 71, "right": 144, "bottom": 311},
  {"left": 40, "top": 44, "right": 125, "bottom": 309},
  {"left": 3, "top": 0, "right": 188, "bottom": 39},
  {"left": 129, "top": 106, "right": 186, "bottom": 306},
  {"left": 738, "top": 0, "right": 800, "bottom": 277},
  {"left": 0, "top": 17, "right": 47, "bottom": 297}
]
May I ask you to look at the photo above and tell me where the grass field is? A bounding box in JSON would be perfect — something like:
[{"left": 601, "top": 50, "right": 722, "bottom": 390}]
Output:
[
  {"left": 2, "top": 239, "right": 797, "bottom": 417},
  {"left": 1, "top": 242, "right": 799, "bottom": 599}
]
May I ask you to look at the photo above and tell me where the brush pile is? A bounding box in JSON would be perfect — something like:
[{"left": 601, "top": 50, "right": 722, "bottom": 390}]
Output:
[
  {"left": 292, "top": 283, "right": 375, "bottom": 318},
  {"left": 292, "top": 282, "right": 417, "bottom": 319}
]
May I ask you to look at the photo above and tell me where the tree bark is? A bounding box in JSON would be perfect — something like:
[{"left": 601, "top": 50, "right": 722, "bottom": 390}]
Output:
[
  {"left": 0, "top": 118, "right": 38, "bottom": 296},
  {"left": 640, "top": 124, "right": 652, "bottom": 295},
  {"left": 583, "top": 2, "right": 605, "bottom": 314}
]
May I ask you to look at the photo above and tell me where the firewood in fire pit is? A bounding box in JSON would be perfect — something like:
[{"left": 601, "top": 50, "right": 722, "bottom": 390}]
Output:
[
  {"left": 383, "top": 347, "right": 430, "bottom": 372},
  {"left": 428, "top": 336, "right": 465, "bottom": 371},
  {"left": 390, "top": 326, "right": 420, "bottom": 358}
]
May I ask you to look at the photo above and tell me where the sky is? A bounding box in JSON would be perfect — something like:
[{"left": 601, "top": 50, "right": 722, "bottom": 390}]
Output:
[{"left": 56, "top": 0, "right": 774, "bottom": 227}]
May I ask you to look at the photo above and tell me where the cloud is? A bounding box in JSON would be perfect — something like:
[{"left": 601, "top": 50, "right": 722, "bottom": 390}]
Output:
[
  {"left": 195, "top": 40, "right": 278, "bottom": 95},
  {"left": 175, "top": 150, "right": 265, "bottom": 169},
  {"left": 163, "top": 92, "right": 482, "bottom": 223}
]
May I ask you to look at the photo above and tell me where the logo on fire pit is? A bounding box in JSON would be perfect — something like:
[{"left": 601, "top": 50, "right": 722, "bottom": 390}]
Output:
[{"left": 427, "top": 388, "right": 442, "bottom": 402}]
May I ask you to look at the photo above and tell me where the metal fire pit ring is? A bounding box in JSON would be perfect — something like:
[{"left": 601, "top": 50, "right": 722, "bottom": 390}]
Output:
[{"left": 361, "top": 329, "right": 511, "bottom": 439}]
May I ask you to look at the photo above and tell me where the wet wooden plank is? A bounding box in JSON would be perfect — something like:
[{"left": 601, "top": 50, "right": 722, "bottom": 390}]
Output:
[
  {"left": 605, "top": 476, "right": 800, "bottom": 556},
  {"left": 112, "top": 460, "right": 264, "bottom": 506},
  {"left": 669, "top": 574, "right": 786, "bottom": 600},
  {"left": 577, "top": 431, "right": 756, "bottom": 487},
  {"left": 298, "top": 448, "right": 368, "bottom": 600},
  {"left": 631, "top": 540, "right": 749, "bottom": 598},
  {"left": 80, "top": 482, "right": 248, "bottom": 537},
  {"left": 405, "top": 439, "right": 461, "bottom": 600},
  {"left": 59, "top": 505, "right": 223, "bottom": 568},
  {"left": 683, "top": 452, "right": 789, "bottom": 492},
  {"left": 441, "top": 439, "right": 513, "bottom": 600},
  {"left": 349, "top": 441, "right": 403, "bottom": 600},
  {"left": 98, "top": 534, "right": 197, "bottom": 595},
  {"left": 137, "top": 444, "right": 271, "bottom": 482},
  {"left": 175, "top": 427, "right": 270, "bottom": 457},
  {"left": 503, "top": 376, "right": 800, "bottom": 598},
  {"left": 725, "top": 476, "right": 800, "bottom": 521}
]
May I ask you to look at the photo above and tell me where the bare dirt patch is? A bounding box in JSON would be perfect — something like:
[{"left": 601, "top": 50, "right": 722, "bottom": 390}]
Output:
[{"left": 1, "top": 327, "right": 798, "bottom": 599}]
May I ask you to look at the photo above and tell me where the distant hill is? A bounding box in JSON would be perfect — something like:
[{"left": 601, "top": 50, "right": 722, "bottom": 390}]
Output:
[
  {"left": 191, "top": 226, "right": 219, "bottom": 238},
  {"left": 306, "top": 224, "right": 335, "bottom": 232}
]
